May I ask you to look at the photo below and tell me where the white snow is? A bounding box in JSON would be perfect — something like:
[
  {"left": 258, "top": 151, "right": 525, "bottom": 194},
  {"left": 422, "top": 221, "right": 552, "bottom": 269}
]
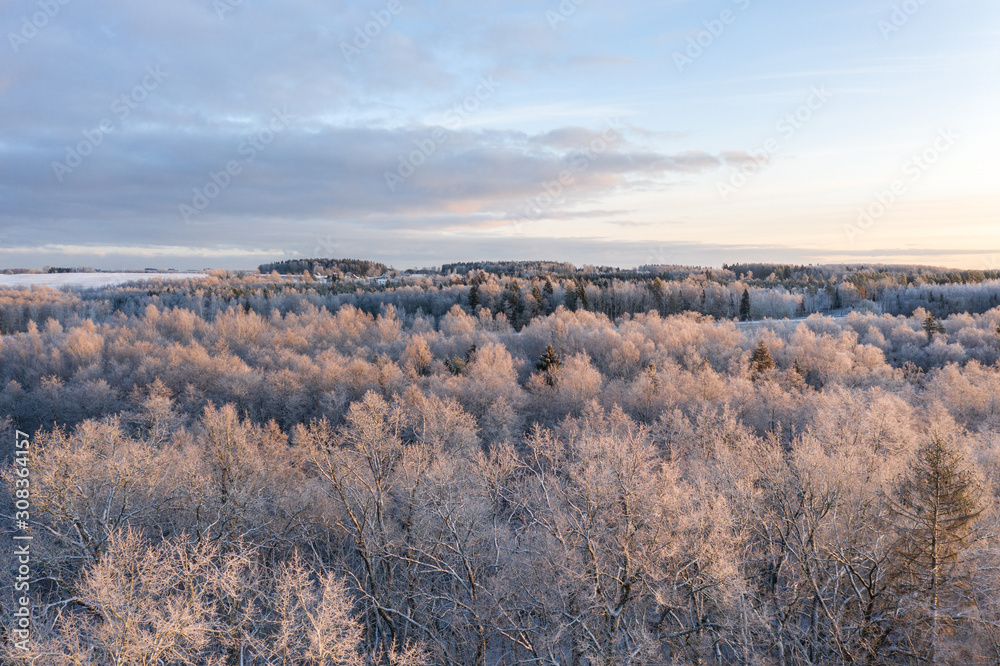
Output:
[{"left": 0, "top": 273, "right": 206, "bottom": 289}]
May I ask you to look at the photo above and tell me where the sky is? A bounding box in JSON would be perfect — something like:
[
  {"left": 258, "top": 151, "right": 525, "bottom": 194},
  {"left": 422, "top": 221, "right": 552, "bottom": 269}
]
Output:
[{"left": 1, "top": 0, "right": 998, "bottom": 271}]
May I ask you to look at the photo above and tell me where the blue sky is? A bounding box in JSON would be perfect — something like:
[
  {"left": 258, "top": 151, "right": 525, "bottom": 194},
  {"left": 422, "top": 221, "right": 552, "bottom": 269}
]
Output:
[{"left": 0, "top": 0, "right": 997, "bottom": 269}]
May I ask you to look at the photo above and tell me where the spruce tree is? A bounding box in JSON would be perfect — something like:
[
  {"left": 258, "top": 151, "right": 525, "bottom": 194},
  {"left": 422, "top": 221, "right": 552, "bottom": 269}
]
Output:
[
  {"left": 575, "top": 280, "right": 589, "bottom": 311},
  {"left": 537, "top": 343, "right": 561, "bottom": 372},
  {"left": 564, "top": 286, "right": 578, "bottom": 311},
  {"left": 650, "top": 278, "right": 665, "bottom": 316},
  {"left": 468, "top": 282, "right": 479, "bottom": 311},
  {"left": 739, "top": 289, "right": 751, "bottom": 322},
  {"left": 889, "top": 433, "right": 985, "bottom": 662},
  {"left": 536, "top": 343, "right": 562, "bottom": 386},
  {"left": 510, "top": 282, "right": 524, "bottom": 329},
  {"left": 543, "top": 277, "right": 554, "bottom": 298},
  {"left": 923, "top": 313, "right": 945, "bottom": 341},
  {"left": 750, "top": 340, "right": 774, "bottom": 379},
  {"left": 649, "top": 277, "right": 664, "bottom": 299},
  {"left": 668, "top": 289, "right": 683, "bottom": 315},
  {"left": 532, "top": 285, "right": 544, "bottom": 307}
]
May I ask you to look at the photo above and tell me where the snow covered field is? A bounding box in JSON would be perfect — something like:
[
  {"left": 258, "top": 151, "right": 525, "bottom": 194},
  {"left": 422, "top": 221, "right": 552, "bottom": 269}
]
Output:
[{"left": 0, "top": 272, "right": 205, "bottom": 289}]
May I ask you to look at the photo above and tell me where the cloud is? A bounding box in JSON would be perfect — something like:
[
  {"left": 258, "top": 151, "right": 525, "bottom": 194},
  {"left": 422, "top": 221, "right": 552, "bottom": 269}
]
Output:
[
  {"left": 4, "top": 0, "right": 987, "bottom": 270},
  {"left": 0, "top": 244, "right": 281, "bottom": 258},
  {"left": 533, "top": 126, "right": 623, "bottom": 149},
  {"left": 720, "top": 150, "right": 769, "bottom": 167},
  {"left": 0, "top": 116, "right": 740, "bottom": 247},
  {"left": 623, "top": 123, "right": 689, "bottom": 142},
  {"left": 608, "top": 220, "right": 686, "bottom": 227}
]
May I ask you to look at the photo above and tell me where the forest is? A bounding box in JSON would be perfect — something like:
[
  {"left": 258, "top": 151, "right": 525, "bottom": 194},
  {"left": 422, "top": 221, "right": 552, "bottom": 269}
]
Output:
[{"left": 2, "top": 264, "right": 1000, "bottom": 664}]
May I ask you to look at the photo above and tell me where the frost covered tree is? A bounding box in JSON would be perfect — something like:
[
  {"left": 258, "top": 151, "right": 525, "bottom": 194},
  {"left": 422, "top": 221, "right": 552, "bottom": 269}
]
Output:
[{"left": 889, "top": 430, "right": 986, "bottom": 663}]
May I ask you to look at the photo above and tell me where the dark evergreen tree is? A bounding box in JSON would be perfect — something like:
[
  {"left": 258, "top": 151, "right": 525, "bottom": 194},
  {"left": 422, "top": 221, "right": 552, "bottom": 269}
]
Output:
[
  {"left": 648, "top": 277, "right": 664, "bottom": 299},
  {"left": 536, "top": 343, "right": 562, "bottom": 386},
  {"left": 507, "top": 281, "right": 524, "bottom": 329},
  {"left": 539, "top": 277, "right": 555, "bottom": 314},
  {"left": 923, "top": 313, "right": 945, "bottom": 341},
  {"left": 543, "top": 277, "right": 554, "bottom": 299},
  {"left": 575, "top": 280, "right": 589, "bottom": 311},
  {"left": 536, "top": 343, "right": 561, "bottom": 373},
  {"left": 668, "top": 289, "right": 683, "bottom": 315},
  {"left": 468, "top": 282, "right": 479, "bottom": 311},
  {"left": 740, "top": 289, "right": 751, "bottom": 322},
  {"left": 750, "top": 340, "right": 774, "bottom": 378},
  {"left": 564, "top": 285, "right": 578, "bottom": 311}
]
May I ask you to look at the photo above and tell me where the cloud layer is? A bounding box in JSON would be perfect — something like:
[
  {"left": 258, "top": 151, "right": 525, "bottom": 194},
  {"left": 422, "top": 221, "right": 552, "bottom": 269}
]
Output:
[{"left": 2, "top": 0, "right": 997, "bottom": 268}]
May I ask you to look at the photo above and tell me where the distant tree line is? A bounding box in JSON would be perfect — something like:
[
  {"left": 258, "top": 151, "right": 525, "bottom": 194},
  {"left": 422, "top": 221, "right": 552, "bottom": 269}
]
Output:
[
  {"left": 259, "top": 257, "right": 389, "bottom": 277},
  {"left": 440, "top": 260, "right": 577, "bottom": 277},
  {"left": 2, "top": 267, "right": 1000, "bottom": 340}
]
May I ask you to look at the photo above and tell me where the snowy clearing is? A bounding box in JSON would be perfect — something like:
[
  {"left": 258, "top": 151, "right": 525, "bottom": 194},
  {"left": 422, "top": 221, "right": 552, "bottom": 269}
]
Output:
[{"left": 0, "top": 272, "right": 205, "bottom": 289}]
